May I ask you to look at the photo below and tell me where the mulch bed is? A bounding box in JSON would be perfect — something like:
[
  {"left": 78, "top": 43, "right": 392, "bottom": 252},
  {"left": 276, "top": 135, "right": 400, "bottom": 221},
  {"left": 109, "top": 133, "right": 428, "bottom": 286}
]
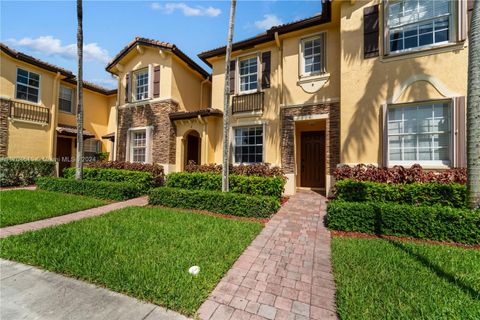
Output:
[
  {"left": 147, "top": 205, "right": 269, "bottom": 224},
  {"left": 331, "top": 230, "right": 480, "bottom": 250}
]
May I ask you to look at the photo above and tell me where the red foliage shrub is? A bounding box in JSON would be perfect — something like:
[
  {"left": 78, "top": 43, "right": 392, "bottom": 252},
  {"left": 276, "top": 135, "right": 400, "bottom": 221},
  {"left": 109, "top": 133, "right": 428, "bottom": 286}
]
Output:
[
  {"left": 334, "top": 164, "right": 466, "bottom": 184},
  {"left": 184, "top": 162, "right": 286, "bottom": 180},
  {"left": 86, "top": 161, "right": 164, "bottom": 186}
]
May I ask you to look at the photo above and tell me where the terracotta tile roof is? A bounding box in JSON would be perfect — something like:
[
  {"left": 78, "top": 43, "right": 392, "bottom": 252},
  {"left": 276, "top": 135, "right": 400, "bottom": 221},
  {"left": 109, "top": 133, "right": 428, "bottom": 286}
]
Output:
[
  {"left": 106, "top": 37, "right": 210, "bottom": 79},
  {"left": 56, "top": 124, "right": 95, "bottom": 138},
  {"left": 169, "top": 108, "right": 223, "bottom": 121},
  {"left": 1, "top": 43, "right": 117, "bottom": 96},
  {"left": 198, "top": 1, "right": 331, "bottom": 67}
]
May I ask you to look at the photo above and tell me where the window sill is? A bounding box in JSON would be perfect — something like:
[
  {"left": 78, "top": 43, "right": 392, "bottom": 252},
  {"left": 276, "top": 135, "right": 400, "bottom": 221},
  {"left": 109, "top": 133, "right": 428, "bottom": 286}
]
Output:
[
  {"left": 388, "top": 162, "right": 451, "bottom": 170},
  {"left": 381, "top": 42, "right": 466, "bottom": 62},
  {"left": 297, "top": 73, "right": 330, "bottom": 93},
  {"left": 59, "top": 110, "right": 75, "bottom": 115}
]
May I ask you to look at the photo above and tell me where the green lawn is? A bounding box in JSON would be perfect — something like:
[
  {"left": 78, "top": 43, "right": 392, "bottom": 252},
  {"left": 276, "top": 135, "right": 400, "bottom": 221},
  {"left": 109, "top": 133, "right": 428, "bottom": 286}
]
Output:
[
  {"left": 0, "top": 190, "right": 107, "bottom": 227},
  {"left": 0, "top": 207, "right": 263, "bottom": 315},
  {"left": 332, "top": 237, "right": 480, "bottom": 320}
]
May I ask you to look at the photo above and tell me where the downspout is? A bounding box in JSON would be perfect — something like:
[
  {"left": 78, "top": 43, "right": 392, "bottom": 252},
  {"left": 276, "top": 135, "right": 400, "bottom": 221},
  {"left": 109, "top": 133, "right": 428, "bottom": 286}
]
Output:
[
  {"left": 114, "top": 74, "right": 121, "bottom": 161},
  {"left": 49, "top": 72, "right": 62, "bottom": 162},
  {"left": 200, "top": 76, "right": 209, "bottom": 108}
]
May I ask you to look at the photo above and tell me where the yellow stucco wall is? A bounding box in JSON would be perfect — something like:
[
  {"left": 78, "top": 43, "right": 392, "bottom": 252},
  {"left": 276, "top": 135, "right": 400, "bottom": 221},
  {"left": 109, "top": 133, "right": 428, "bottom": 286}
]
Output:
[
  {"left": 339, "top": 0, "right": 468, "bottom": 165},
  {"left": 1, "top": 51, "right": 116, "bottom": 160},
  {"left": 113, "top": 46, "right": 209, "bottom": 111}
]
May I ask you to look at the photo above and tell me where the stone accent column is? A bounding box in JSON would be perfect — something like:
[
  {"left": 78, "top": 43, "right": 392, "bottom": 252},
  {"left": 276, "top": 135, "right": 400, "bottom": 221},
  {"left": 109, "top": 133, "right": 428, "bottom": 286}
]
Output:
[
  {"left": 0, "top": 98, "right": 11, "bottom": 157},
  {"left": 116, "top": 100, "right": 178, "bottom": 165}
]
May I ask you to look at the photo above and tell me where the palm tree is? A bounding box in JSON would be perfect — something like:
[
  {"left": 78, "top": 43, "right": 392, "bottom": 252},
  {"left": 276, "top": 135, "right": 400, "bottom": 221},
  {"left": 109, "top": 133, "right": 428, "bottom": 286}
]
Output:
[
  {"left": 75, "top": 0, "right": 84, "bottom": 180},
  {"left": 222, "top": 0, "right": 237, "bottom": 192},
  {"left": 467, "top": 0, "right": 480, "bottom": 209}
]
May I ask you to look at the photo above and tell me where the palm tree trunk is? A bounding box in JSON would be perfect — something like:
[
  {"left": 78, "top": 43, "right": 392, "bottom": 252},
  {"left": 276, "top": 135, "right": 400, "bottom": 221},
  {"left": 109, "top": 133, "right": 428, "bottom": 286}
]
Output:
[
  {"left": 222, "top": 0, "right": 237, "bottom": 192},
  {"left": 75, "top": 0, "right": 84, "bottom": 180},
  {"left": 467, "top": 0, "right": 480, "bottom": 209}
]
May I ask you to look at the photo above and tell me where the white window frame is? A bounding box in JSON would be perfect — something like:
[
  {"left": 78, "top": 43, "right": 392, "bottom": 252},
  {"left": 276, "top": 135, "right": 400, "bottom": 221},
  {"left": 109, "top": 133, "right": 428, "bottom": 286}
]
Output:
[
  {"left": 59, "top": 85, "right": 74, "bottom": 114},
  {"left": 133, "top": 68, "right": 149, "bottom": 102},
  {"left": 387, "top": 100, "right": 453, "bottom": 167},
  {"left": 237, "top": 54, "right": 260, "bottom": 95},
  {"left": 299, "top": 32, "right": 327, "bottom": 78},
  {"left": 232, "top": 124, "right": 265, "bottom": 164},
  {"left": 15, "top": 67, "right": 41, "bottom": 104},
  {"left": 385, "top": 0, "right": 454, "bottom": 54},
  {"left": 127, "top": 126, "right": 153, "bottom": 164}
]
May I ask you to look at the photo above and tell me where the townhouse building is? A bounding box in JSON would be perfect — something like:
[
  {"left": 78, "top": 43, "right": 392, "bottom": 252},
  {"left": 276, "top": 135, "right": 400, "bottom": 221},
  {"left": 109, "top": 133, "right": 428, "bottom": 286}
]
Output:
[{"left": 0, "top": 0, "right": 472, "bottom": 195}]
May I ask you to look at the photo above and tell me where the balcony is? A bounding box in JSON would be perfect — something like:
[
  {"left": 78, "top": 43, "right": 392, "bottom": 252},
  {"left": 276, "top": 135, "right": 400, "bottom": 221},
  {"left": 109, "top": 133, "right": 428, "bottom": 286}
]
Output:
[
  {"left": 232, "top": 92, "right": 264, "bottom": 114},
  {"left": 9, "top": 100, "right": 49, "bottom": 125}
]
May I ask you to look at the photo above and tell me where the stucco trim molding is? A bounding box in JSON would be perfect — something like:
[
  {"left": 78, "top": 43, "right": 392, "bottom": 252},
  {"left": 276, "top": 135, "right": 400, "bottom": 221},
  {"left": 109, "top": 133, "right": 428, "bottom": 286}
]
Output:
[
  {"left": 297, "top": 73, "right": 330, "bottom": 93},
  {"left": 293, "top": 114, "right": 329, "bottom": 121},
  {"left": 389, "top": 75, "right": 460, "bottom": 104},
  {"left": 281, "top": 98, "right": 340, "bottom": 109},
  {"left": 118, "top": 97, "right": 179, "bottom": 110}
]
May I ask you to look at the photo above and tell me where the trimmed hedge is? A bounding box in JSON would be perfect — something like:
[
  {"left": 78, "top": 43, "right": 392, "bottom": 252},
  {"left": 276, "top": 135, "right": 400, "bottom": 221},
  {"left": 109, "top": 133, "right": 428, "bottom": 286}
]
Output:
[
  {"left": 166, "top": 172, "right": 285, "bottom": 199},
  {"left": 149, "top": 187, "right": 280, "bottom": 218},
  {"left": 0, "top": 158, "right": 55, "bottom": 187},
  {"left": 326, "top": 201, "right": 480, "bottom": 244},
  {"left": 36, "top": 177, "right": 144, "bottom": 201},
  {"left": 63, "top": 168, "right": 154, "bottom": 191},
  {"left": 184, "top": 162, "right": 286, "bottom": 179},
  {"left": 86, "top": 161, "right": 164, "bottom": 186},
  {"left": 334, "top": 180, "right": 467, "bottom": 208}
]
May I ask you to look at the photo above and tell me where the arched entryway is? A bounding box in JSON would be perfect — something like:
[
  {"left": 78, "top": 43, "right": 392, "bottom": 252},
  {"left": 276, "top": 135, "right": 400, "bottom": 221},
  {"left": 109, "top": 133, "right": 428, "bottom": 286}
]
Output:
[{"left": 184, "top": 130, "right": 201, "bottom": 166}]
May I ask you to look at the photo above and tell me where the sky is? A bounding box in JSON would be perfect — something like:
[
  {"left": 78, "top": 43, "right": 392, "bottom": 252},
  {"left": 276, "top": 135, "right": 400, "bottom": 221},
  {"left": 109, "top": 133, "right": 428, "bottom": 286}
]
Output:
[{"left": 0, "top": 0, "right": 322, "bottom": 89}]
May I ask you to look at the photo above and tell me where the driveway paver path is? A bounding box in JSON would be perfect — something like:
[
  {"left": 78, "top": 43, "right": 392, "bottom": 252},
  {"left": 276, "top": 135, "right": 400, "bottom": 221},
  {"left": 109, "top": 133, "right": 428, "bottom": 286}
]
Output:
[
  {"left": 0, "top": 196, "right": 148, "bottom": 238},
  {"left": 0, "top": 259, "right": 190, "bottom": 320},
  {"left": 197, "top": 191, "right": 337, "bottom": 320}
]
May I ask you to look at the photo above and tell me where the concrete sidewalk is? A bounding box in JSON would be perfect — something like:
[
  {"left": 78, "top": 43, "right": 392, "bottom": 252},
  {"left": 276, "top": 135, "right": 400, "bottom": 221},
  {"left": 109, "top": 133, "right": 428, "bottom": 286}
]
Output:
[{"left": 0, "top": 259, "right": 190, "bottom": 320}]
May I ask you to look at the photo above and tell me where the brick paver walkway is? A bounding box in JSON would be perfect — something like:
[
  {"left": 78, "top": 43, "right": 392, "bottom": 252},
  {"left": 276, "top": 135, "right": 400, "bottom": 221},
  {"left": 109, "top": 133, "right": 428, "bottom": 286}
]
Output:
[
  {"left": 197, "top": 191, "right": 337, "bottom": 320},
  {"left": 0, "top": 196, "right": 148, "bottom": 238}
]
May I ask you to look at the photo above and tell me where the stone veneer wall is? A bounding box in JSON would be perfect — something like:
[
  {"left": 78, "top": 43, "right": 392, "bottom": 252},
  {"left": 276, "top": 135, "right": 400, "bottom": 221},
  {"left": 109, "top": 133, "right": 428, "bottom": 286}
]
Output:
[
  {"left": 280, "top": 102, "right": 340, "bottom": 176},
  {"left": 0, "top": 98, "right": 10, "bottom": 157},
  {"left": 116, "top": 100, "right": 178, "bottom": 164}
]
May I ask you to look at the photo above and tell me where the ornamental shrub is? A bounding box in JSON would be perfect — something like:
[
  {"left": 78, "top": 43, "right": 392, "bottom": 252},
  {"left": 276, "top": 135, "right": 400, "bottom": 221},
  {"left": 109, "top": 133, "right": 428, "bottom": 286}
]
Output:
[
  {"left": 85, "top": 161, "right": 164, "bottom": 186},
  {"left": 334, "top": 164, "right": 466, "bottom": 184},
  {"left": 334, "top": 180, "right": 467, "bottom": 208},
  {"left": 184, "top": 162, "right": 286, "bottom": 179},
  {"left": 166, "top": 172, "right": 285, "bottom": 199},
  {"left": 0, "top": 158, "right": 55, "bottom": 187},
  {"left": 148, "top": 187, "right": 280, "bottom": 218},
  {"left": 326, "top": 201, "right": 480, "bottom": 244},
  {"left": 36, "top": 177, "right": 144, "bottom": 200},
  {"left": 63, "top": 168, "right": 154, "bottom": 191}
]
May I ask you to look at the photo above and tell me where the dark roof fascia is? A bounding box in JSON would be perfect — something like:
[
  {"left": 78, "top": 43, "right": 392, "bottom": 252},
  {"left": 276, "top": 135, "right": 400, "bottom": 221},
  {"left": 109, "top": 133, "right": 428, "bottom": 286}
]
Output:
[
  {"left": 198, "top": 1, "right": 332, "bottom": 67},
  {"left": 1, "top": 43, "right": 73, "bottom": 77},
  {"left": 106, "top": 38, "right": 210, "bottom": 79},
  {"left": 169, "top": 108, "right": 223, "bottom": 121}
]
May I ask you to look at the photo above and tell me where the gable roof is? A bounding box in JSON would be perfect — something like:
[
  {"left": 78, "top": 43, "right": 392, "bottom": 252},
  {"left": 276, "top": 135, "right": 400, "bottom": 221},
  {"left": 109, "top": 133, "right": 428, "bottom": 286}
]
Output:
[
  {"left": 198, "top": 1, "right": 331, "bottom": 67},
  {"left": 1, "top": 43, "right": 117, "bottom": 95},
  {"left": 106, "top": 37, "right": 210, "bottom": 79}
]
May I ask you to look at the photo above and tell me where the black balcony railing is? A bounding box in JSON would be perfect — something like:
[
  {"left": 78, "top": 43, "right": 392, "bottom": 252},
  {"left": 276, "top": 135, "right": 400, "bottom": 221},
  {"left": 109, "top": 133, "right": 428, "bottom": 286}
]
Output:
[
  {"left": 232, "top": 91, "right": 264, "bottom": 114},
  {"left": 9, "top": 100, "right": 49, "bottom": 124}
]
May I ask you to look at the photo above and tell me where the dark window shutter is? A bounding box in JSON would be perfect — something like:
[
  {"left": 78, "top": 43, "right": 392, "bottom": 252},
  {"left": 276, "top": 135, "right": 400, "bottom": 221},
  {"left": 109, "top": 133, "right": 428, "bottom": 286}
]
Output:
[
  {"left": 125, "top": 73, "right": 131, "bottom": 103},
  {"left": 364, "top": 5, "right": 379, "bottom": 58},
  {"left": 261, "top": 51, "right": 271, "bottom": 89},
  {"left": 229, "top": 60, "right": 236, "bottom": 95},
  {"left": 468, "top": 0, "right": 474, "bottom": 30},
  {"left": 153, "top": 66, "right": 160, "bottom": 98}
]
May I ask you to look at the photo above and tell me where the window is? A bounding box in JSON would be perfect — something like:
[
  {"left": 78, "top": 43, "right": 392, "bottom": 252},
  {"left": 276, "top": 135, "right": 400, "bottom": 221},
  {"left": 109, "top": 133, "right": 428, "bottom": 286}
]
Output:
[
  {"left": 131, "top": 130, "right": 147, "bottom": 163},
  {"left": 301, "top": 34, "right": 325, "bottom": 76},
  {"left": 234, "top": 126, "right": 263, "bottom": 163},
  {"left": 59, "top": 86, "right": 74, "bottom": 113},
  {"left": 388, "top": 0, "right": 452, "bottom": 53},
  {"left": 239, "top": 56, "right": 258, "bottom": 93},
  {"left": 134, "top": 69, "right": 149, "bottom": 101},
  {"left": 16, "top": 68, "right": 40, "bottom": 103},
  {"left": 84, "top": 139, "right": 100, "bottom": 159},
  {"left": 387, "top": 102, "right": 451, "bottom": 165}
]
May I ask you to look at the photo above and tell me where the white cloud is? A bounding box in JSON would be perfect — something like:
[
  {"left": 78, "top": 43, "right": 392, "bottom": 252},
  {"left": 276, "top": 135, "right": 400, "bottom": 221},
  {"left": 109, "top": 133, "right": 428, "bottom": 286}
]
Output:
[
  {"left": 151, "top": 2, "right": 221, "bottom": 17},
  {"left": 7, "top": 36, "right": 110, "bottom": 64},
  {"left": 254, "top": 14, "right": 282, "bottom": 30}
]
